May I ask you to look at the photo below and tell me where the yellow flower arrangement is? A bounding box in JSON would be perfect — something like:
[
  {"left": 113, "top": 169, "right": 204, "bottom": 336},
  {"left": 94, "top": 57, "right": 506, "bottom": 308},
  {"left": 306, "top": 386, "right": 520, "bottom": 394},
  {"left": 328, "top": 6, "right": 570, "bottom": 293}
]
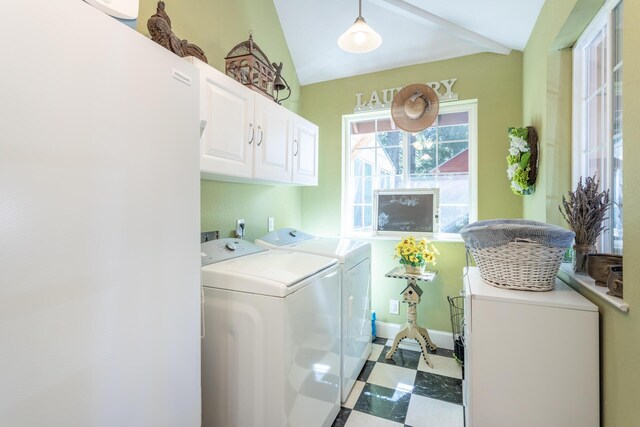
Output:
[{"left": 394, "top": 236, "right": 439, "bottom": 268}]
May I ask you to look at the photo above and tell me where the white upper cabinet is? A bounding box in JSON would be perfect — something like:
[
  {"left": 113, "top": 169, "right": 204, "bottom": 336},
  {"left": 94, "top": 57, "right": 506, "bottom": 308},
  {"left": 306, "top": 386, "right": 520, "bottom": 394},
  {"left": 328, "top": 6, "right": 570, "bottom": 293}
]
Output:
[
  {"left": 254, "top": 95, "right": 293, "bottom": 183},
  {"left": 187, "top": 57, "right": 318, "bottom": 186},
  {"left": 292, "top": 115, "right": 319, "bottom": 186},
  {"left": 191, "top": 57, "right": 255, "bottom": 179}
]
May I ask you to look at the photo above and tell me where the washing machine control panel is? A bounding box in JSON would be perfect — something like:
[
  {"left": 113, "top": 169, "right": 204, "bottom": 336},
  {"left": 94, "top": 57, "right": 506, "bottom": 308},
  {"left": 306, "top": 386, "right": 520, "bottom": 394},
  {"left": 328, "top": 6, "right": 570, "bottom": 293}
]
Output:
[
  {"left": 257, "top": 227, "right": 315, "bottom": 246},
  {"left": 201, "top": 238, "right": 267, "bottom": 266}
]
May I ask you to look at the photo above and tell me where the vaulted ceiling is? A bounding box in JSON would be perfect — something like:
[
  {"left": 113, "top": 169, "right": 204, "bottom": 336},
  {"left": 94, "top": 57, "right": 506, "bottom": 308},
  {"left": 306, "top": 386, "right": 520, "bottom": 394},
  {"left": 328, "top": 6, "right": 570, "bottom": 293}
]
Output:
[{"left": 274, "top": 0, "right": 545, "bottom": 84}]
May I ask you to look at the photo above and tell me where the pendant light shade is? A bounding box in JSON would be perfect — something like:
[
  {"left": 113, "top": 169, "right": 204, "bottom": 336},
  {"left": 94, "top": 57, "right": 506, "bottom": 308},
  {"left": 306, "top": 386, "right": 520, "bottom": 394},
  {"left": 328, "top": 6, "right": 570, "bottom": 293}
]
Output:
[{"left": 338, "top": 0, "right": 382, "bottom": 53}]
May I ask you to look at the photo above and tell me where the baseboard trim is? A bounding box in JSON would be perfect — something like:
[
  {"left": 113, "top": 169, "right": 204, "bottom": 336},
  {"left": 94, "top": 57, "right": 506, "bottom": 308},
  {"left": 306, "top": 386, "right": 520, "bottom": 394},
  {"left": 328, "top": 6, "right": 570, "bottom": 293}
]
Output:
[{"left": 375, "top": 320, "right": 454, "bottom": 350}]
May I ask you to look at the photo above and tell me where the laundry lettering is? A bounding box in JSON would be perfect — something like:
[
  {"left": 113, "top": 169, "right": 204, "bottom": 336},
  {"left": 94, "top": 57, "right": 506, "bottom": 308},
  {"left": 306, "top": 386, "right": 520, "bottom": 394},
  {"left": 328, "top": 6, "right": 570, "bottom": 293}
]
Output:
[{"left": 354, "top": 78, "right": 458, "bottom": 112}]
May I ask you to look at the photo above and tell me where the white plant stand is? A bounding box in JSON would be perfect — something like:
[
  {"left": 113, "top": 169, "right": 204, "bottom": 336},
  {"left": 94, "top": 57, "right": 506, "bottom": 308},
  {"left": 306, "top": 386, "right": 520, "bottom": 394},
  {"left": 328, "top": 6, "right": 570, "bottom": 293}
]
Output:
[{"left": 384, "top": 267, "right": 437, "bottom": 367}]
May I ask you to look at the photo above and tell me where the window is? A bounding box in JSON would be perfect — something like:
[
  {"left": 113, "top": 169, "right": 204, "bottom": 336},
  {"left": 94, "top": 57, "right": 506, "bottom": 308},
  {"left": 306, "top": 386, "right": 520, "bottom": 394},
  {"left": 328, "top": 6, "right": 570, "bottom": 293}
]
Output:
[
  {"left": 573, "top": 0, "right": 623, "bottom": 254},
  {"left": 342, "top": 100, "right": 477, "bottom": 237}
]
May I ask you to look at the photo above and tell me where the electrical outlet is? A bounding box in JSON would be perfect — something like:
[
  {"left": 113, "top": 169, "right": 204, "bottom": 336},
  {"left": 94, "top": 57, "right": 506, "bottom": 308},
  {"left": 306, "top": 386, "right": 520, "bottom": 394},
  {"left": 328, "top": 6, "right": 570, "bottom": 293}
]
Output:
[
  {"left": 236, "top": 219, "right": 245, "bottom": 238},
  {"left": 390, "top": 299, "right": 400, "bottom": 315},
  {"left": 268, "top": 217, "right": 275, "bottom": 232}
]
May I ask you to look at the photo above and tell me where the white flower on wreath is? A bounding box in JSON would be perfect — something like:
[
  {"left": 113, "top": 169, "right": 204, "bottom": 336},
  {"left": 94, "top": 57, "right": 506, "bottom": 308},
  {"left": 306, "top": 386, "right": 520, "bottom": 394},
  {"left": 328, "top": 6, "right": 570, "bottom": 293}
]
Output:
[
  {"left": 509, "top": 136, "right": 529, "bottom": 153},
  {"left": 507, "top": 163, "right": 519, "bottom": 179},
  {"left": 511, "top": 180, "right": 523, "bottom": 193}
]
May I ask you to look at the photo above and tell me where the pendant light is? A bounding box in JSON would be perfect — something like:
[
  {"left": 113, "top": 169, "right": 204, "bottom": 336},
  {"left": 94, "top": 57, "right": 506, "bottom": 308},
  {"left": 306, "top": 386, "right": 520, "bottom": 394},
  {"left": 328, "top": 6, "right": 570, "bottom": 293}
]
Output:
[{"left": 338, "top": 0, "right": 382, "bottom": 53}]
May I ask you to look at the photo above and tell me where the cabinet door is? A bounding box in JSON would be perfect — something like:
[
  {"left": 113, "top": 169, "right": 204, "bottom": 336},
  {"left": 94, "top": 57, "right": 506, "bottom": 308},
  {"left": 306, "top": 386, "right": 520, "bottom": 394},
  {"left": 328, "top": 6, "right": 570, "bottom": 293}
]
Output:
[
  {"left": 292, "top": 116, "right": 319, "bottom": 185},
  {"left": 197, "top": 62, "right": 255, "bottom": 178},
  {"left": 253, "top": 95, "right": 292, "bottom": 183}
]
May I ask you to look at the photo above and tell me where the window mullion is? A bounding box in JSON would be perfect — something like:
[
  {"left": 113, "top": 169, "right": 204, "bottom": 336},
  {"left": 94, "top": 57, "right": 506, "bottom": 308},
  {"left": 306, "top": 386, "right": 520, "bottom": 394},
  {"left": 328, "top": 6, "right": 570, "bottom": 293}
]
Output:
[
  {"left": 435, "top": 123, "right": 440, "bottom": 187},
  {"left": 603, "top": 8, "right": 614, "bottom": 252},
  {"left": 402, "top": 131, "right": 409, "bottom": 185}
]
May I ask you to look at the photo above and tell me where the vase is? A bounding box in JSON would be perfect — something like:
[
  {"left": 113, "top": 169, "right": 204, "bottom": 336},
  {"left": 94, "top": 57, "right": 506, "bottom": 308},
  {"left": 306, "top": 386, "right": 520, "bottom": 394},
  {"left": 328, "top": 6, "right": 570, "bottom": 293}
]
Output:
[
  {"left": 573, "top": 244, "right": 596, "bottom": 274},
  {"left": 404, "top": 264, "right": 425, "bottom": 275}
]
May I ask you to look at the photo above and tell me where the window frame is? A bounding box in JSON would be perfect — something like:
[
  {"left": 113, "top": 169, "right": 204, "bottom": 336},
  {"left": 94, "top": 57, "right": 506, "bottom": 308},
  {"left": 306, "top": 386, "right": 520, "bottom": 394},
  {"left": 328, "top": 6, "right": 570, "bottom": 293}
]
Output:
[
  {"left": 572, "top": 0, "right": 623, "bottom": 253},
  {"left": 341, "top": 99, "right": 478, "bottom": 239}
]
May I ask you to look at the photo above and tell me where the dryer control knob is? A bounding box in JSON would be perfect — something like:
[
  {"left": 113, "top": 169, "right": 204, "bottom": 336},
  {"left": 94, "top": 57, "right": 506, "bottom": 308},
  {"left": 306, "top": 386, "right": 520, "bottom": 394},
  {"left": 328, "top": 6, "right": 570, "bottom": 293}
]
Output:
[{"left": 225, "top": 242, "right": 236, "bottom": 251}]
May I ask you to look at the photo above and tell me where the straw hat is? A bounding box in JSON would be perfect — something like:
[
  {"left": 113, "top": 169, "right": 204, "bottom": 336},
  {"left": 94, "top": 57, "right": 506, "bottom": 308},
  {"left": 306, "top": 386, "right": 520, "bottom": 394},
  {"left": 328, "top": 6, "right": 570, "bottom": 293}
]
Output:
[{"left": 391, "top": 84, "right": 440, "bottom": 132}]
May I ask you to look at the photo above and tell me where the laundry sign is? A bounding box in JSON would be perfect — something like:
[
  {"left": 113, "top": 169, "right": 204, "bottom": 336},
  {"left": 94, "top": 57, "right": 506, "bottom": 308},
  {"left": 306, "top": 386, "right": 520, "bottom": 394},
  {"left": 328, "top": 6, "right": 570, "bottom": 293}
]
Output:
[{"left": 354, "top": 78, "right": 458, "bottom": 113}]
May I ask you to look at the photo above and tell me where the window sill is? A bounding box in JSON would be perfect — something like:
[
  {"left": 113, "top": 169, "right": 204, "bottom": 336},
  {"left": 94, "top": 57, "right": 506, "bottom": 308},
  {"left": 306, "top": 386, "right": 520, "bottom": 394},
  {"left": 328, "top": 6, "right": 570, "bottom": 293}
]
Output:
[
  {"left": 557, "top": 263, "right": 629, "bottom": 312},
  {"left": 341, "top": 232, "right": 464, "bottom": 243}
]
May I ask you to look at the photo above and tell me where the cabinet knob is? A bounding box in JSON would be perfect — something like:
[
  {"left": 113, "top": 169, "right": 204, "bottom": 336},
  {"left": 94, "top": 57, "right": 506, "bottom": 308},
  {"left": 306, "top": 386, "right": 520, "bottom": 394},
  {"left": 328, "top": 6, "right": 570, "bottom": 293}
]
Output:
[{"left": 293, "top": 139, "right": 299, "bottom": 156}]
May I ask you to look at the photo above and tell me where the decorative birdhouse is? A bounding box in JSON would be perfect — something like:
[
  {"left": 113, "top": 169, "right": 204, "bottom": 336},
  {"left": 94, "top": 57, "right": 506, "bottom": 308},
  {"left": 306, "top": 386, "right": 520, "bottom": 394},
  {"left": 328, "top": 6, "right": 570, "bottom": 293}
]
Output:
[
  {"left": 401, "top": 283, "right": 423, "bottom": 304},
  {"left": 225, "top": 32, "right": 275, "bottom": 99}
]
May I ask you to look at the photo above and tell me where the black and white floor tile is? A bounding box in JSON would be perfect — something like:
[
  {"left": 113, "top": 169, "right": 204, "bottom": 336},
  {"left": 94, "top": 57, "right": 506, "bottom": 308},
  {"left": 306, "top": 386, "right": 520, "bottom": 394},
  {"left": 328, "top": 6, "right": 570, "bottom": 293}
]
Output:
[{"left": 332, "top": 337, "right": 463, "bottom": 427}]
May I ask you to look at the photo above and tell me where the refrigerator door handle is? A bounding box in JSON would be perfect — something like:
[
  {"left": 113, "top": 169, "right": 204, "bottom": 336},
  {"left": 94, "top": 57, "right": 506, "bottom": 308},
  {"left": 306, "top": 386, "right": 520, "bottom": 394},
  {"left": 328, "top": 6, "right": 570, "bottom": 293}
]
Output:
[{"left": 201, "top": 283, "right": 206, "bottom": 339}]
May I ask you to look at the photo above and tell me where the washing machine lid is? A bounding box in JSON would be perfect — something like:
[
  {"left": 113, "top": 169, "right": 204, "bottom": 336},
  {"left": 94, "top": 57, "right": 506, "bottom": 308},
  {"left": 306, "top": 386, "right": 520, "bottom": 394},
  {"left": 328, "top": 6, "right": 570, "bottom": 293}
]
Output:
[
  {"left": 202, "top": 250, "right": 338, "bottom": 297},
  {"left": 282, "top": 238, "right": 370, "bottom": 264},
  {"left": 256, "top": 228, "right": 314, "bottom": 247}
]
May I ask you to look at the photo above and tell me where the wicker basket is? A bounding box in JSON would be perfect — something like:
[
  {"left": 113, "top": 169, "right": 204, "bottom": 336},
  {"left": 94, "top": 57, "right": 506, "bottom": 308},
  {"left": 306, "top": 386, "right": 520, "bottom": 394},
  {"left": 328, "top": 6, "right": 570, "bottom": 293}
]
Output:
[{"left": 461, "top": 220, "right": 574, "bottom": 292}]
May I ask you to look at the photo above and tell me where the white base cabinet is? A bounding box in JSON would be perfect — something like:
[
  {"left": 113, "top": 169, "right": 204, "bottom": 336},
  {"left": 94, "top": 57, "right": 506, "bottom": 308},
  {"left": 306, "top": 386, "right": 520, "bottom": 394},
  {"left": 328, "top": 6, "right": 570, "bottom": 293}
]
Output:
[
  {"left": 187, "top": 57, "right": 318, "bottom": 186},
  {"left": 463, "top": 267, "right": 599, "bottom": 427}
]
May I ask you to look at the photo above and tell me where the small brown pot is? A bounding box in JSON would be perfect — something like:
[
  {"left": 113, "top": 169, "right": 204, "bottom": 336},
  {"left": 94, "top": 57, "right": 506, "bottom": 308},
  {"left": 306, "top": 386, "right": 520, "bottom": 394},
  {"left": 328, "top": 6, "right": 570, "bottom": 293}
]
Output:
[
  {"left": 606, "top": 265, "right": 623, "bottom": 298},
  {"left": 586, "top": 253, "right": 623, "bottom": 286}
]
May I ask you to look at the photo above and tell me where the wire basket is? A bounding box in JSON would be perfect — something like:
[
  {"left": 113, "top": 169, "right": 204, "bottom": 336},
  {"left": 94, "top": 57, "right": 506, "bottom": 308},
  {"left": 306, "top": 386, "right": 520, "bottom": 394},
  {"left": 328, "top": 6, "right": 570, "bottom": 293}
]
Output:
[{"left": 447, "top": 295, "right": 465, "bottom": 366}]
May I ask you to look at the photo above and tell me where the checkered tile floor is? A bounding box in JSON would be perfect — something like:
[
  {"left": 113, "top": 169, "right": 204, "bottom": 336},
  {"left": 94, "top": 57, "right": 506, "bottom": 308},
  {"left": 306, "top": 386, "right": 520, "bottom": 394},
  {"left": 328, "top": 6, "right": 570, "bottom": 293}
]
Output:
[{"left": 332, "top": 337, "right": 464, "bottom": 427}]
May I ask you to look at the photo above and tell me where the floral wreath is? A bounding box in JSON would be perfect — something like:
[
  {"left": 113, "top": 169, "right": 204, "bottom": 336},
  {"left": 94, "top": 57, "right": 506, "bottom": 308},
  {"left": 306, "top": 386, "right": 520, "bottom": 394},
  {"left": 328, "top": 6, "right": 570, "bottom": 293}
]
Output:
[{"left": 506, "top": 126, "right": 538, "bottom": 196}]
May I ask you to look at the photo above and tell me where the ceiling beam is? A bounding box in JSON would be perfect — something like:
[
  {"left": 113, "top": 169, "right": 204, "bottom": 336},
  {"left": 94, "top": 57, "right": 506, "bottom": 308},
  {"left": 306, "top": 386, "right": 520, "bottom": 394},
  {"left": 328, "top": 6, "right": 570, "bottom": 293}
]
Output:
[{"left": 370, "top": 0, "right": 512, "bottom": 55}]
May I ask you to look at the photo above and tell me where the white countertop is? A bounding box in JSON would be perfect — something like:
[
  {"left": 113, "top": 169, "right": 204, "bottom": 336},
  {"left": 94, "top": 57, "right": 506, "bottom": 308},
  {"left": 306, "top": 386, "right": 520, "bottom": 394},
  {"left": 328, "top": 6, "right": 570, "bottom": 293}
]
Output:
[{"left": 464, "top": 266, "right": 598, "bottom": 312}]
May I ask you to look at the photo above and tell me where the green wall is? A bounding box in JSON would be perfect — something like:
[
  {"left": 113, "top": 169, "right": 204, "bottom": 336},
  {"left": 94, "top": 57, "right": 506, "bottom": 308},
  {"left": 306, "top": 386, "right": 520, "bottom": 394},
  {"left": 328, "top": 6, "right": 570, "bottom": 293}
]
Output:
[
  {"left": 131, "top": 1, "right": 640, "bottom": 423},
  {"left": 522, "top": 0, "right": 581, "bottom": 223},
  {"left": 200, "top": 181, "right": 301, "bottom": 240},
  {"left": 620, "top": 1, "right": 640, "bottom": 424},
  {"left": 299, "top": 53, "right": 524, "bottom": 329},
  {"left": 136, "top": 0, "right": 304, "bottom": 239},
  {"left": 523, "top": 0, "right": 640, "bottom": 425}
]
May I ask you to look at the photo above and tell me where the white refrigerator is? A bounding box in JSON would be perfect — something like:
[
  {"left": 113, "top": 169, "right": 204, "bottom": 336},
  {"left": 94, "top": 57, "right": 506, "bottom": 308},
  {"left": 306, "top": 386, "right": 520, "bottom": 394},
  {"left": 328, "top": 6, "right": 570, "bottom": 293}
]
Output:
[{"left": 0, "top": 1, "right": 201, "bottom": 426}]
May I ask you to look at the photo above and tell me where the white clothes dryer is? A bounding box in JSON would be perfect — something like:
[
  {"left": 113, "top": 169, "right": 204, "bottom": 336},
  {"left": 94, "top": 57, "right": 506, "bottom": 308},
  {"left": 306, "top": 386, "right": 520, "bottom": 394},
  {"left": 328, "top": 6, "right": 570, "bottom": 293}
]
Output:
[
  {"left": 201, "top": 238, "right": 341, "bottom": 427},
  {"left": 256, "top": 229, "right": 372, "bottom": 402}
]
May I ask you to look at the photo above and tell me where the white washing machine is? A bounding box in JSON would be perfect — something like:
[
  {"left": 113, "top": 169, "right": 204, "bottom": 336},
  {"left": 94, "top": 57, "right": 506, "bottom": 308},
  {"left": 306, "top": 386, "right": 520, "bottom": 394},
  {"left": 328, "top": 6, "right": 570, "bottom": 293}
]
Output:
[
  {"left": 201, "top": 238, "right": 341, "bottom": 427},
  {"left": 256, "top": 228, "right": 372, "bottom": 402}
]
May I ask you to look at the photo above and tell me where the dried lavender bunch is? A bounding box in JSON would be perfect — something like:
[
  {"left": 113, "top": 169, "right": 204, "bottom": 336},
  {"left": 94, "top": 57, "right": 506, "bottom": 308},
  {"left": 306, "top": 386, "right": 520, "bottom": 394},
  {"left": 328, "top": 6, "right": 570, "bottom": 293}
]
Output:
[{"left": 559, "top": 176, "right": 610, "bottom": 246}]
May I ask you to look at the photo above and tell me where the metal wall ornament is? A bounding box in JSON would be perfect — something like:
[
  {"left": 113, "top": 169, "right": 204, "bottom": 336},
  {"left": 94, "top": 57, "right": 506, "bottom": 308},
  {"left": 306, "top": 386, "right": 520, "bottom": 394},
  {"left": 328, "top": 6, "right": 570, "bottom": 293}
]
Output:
[
  {"left": 272, "top": 62, "right": 291, "bottom": 105},
  {"left": 147, "top": 1, "right": 208, "bottom": 63},
  {"left": 225, "top": 32, "right": 275, "bottom": 99}
]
